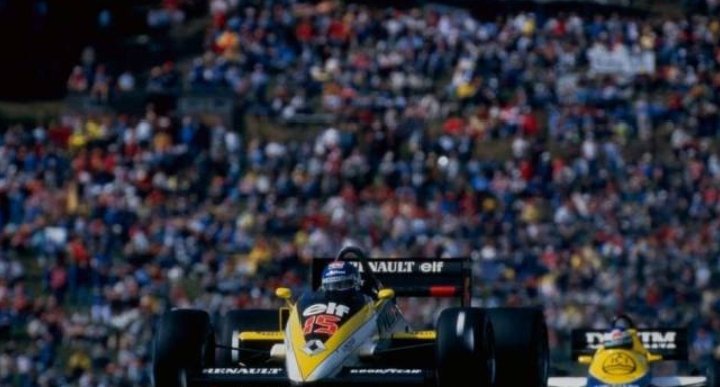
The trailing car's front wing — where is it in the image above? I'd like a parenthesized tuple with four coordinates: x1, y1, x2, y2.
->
(189, 367, 435, 386)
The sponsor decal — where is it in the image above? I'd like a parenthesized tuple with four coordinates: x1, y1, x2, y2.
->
(392, 331, 436, 340)
(203, 368, 284, 375)
(255, 331, 282, 336)
(584, 331, 677, 350)
(637, 331, 677, 350)
(239, 331, 284, 340)
(303, 339, 326, 356)
(303, 303, 350, 318)
(303, 314, 341, 336)
(302, 303, 350, 336)
(348, 261, 445, 274)
(601, 352, 637, 375)
(349, 368, 423, 375)
(328, 262, 346, 269)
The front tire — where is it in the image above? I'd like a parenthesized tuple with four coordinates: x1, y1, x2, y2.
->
(488, 308, 549, 387)
(153, 309, 214, 387)
(436, 307, 495, 387)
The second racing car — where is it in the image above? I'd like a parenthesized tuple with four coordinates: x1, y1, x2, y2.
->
(549, 315, 720, 387)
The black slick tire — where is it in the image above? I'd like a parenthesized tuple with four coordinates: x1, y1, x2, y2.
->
(436, 307, 495, 387)
(153, 309, 214, 387)
(488, 307, 549, 387)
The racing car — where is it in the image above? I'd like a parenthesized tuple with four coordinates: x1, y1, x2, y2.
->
(152, 246, 550, 387)
(549, 315, 719, 387)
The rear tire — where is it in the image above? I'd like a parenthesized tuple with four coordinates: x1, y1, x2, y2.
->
(436, 307, 495, 387)
(488, 308, 549, 387)
(216, 309, 279, 366)
(153, 309, 214, 387)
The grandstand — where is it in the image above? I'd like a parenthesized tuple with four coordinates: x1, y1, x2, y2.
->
(0, 0, 720, 385)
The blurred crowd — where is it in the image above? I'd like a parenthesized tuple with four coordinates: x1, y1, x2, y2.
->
(3, 0, 720, 385)
(66, 0, 201, 104)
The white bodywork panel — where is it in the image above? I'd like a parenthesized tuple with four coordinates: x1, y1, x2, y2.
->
(270, 344, 285, 359)
(548, 376, 707, 387)
(547, 377, 587, 387)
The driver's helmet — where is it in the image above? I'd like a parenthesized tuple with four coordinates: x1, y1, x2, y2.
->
(604, 328, 634, 349)
(321, 261, 360, 292)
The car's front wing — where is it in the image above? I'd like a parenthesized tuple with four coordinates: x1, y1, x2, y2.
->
(190, 367, 435, 386)
(548, 376, 708, 387)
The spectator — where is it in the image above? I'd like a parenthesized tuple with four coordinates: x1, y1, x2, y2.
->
(67, 66, 88, 93)
(90, 65, 111, 102)
(116, 71, 136, 93)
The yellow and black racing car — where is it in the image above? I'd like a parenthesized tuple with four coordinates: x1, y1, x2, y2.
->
(152, 246, 549, 387)
(549, 315, 719, 387)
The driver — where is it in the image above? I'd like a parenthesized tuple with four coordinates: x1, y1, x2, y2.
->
(604, 328, 634, 349)
(320, 261, 361, 293)
(603, 315, 636, 350)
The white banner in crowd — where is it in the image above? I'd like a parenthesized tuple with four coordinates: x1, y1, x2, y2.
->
(587, 43, 656, 76)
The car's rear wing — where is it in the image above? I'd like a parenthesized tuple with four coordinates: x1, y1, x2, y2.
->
(311, 257, 472, 305)
(571, 328, 689, 361)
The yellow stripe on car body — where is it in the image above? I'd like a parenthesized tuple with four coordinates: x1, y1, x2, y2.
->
(391, 331, 436, 340)
(239, 331, 285, 342)
(288, 303, 376, 381)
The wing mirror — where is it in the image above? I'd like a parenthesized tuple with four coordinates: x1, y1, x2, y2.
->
(378, 288, 395, 300)
(578, 355, 593, 364)
(276, 287, 293, 301)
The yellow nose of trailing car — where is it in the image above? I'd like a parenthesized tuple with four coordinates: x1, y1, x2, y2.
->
(588, 348, 650, 385)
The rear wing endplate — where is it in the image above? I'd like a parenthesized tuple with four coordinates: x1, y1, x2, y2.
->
(571, 328, 688, 361)
(312, 258, 472, 305)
